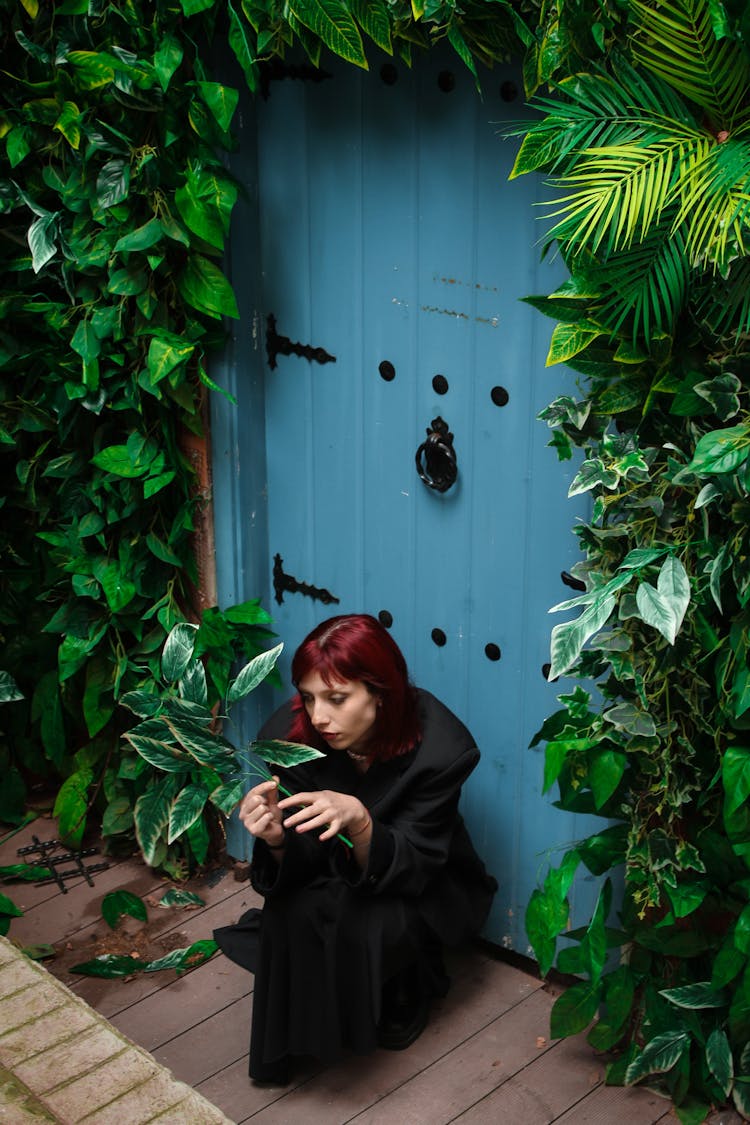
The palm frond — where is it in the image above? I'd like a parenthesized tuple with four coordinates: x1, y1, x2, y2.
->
(507, 59, 699, 178)
(594, 223, 691, 342)
(671, 138, 750, 267)
(544, 134, 705, 255)
(631, 0, 750, 129)
(692, 257, 750, 338)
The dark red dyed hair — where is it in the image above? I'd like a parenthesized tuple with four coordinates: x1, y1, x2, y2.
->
(287, 614, 421, 761)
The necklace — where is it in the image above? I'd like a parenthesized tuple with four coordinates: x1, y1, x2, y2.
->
(346, 749, 370, 762)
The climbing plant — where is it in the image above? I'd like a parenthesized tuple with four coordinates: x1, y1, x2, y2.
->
(514, 0, 750, 1118)
(5, 0, 750, 1114)
(0, 1, 534, 870)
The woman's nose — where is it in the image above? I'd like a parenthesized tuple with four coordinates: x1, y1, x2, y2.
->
(311, 700, 329, 727)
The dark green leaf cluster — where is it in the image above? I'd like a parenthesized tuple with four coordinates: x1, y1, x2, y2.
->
(517, 0, 750, 1116)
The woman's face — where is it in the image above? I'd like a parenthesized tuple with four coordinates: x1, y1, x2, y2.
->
(297, 671, 379, 754)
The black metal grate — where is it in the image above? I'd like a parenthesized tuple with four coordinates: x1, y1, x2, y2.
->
(17, 836, 109, 894)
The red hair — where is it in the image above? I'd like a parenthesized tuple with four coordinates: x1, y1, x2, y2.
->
(287, 614, 421, 761)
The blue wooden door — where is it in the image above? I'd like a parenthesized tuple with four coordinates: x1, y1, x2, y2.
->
(212, 52, 595, 953)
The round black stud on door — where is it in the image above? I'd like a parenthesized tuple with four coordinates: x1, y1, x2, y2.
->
(378, 610, 393, 628)
(432, 374, 449, 395)
(485, 643, 501, 662)
(415, 416, 457, 493)
(438, 70, 455, 92)
(379, 360, 396, 382)
(491, 386, 509, 407)
(380, 63, 398, 85)
(431, 628, 447, 647)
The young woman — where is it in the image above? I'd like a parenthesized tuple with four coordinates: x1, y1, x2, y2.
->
(214, 614, 497, 1084)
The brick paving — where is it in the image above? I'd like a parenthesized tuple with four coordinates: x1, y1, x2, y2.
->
(0, 935, 231, 1124)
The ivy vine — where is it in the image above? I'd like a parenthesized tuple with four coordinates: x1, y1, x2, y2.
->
(6, 0, 750, 1115)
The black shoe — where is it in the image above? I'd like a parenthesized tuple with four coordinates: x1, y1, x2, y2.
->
(377, 974, 431, 1050)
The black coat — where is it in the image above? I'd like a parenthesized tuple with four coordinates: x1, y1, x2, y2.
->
(214, 688, 497, 1075)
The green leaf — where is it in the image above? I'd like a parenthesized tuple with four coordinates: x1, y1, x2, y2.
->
(288, 0, 368, 69)
(91, 445, 147, 478)
(589, 748, 626, 809)
(167, 720, 236, 769)
(97, 159, 130, 210)
(548, 594, 616, 680)
(660, 982, 727, 1009)
(167, 784, 209, 843)
(67, 50, 115, 89)
(71, 954, 143, 978)
(0, 671, 23, 702)
(350, 0, 392, 53)
(177, 255, 239, 319)
(550, 981, 600, 1038)
(125, 733, 190, 774)
(724, 746, 750, 817)
(53, 767, 94, 849)
(251, 738, 327, 768)
(226, 642, 283, 703)
(0, 864, 52, 882)
(154, 33, 184, 92)
(209, 778, 244, 815)
(227, 1, 257, 92)
(114, 218, 164, 253)
(28, 214, 57, 272)
(0, 893, 23, 919)
(180, 660, 208, 706)
(143, 938, 217, 974)
(625, 1031, 690, 1084)
(684, 425, 750, 476)
(636, 555, 691, 646)
(147, 335, 195, 385)
(162, 623, 198, 682)
(119, 689, 162, 719)
(175, 168, 237, 249)
(197, 82, 238, 132)
(706, 1028, 733, 1098)
(546, 322, 601, 366)
(101, 890, 148, 930)
(134, 778, 174, 867)
(158, 889, 205, 908)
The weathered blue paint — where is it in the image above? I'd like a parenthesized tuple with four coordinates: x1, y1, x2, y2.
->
(212, 52, 600, 952)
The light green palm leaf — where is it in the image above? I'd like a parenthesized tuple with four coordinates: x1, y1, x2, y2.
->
(672, 138, 750, 266)
(545, 134, 703, 254)
(510, 62, 697, 179)
(631, 0, 750, 128)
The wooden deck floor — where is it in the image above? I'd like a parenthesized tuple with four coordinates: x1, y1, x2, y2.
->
(1, 819, 681, 1124)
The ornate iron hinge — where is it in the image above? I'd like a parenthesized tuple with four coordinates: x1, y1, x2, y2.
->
(266, 314, 336, 370)
(272, 553, 340, 606)
(259, 59, 333, 100)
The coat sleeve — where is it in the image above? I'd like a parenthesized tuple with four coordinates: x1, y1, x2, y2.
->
(334, 744, 480, 898)
(248, 699, 330, 896)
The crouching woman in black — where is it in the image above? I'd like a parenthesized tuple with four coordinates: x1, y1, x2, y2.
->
(214, 613, 497, 1084)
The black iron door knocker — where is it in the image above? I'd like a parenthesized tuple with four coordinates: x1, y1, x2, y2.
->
(415, 416, 458, 493)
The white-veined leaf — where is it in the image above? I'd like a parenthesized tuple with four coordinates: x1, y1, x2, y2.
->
(167, 784, 209, 843)
(227, 642, 283, 704)
(162, 622, 198, 682)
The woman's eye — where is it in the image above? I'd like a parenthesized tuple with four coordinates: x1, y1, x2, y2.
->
(330, 695, 346, 705)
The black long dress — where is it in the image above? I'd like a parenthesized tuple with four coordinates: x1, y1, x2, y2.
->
(214, 689, 497, 1078)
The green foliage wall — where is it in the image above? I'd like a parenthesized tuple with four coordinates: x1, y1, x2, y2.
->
(0, 0, 529, 865)
(6, 0, 750, 1112)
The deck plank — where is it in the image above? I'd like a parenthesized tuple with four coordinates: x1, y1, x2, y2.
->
(449, 1032, 607, 1123)
(550, 1081, 673, 1123)
(0, 822, 693, 1125)
(243, 962, 546, 1125)
(110, 955, 253, 1051)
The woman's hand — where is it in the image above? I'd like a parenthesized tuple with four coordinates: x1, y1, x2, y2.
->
(239, 778, 285, 847)
(277, 789, 369, 842)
